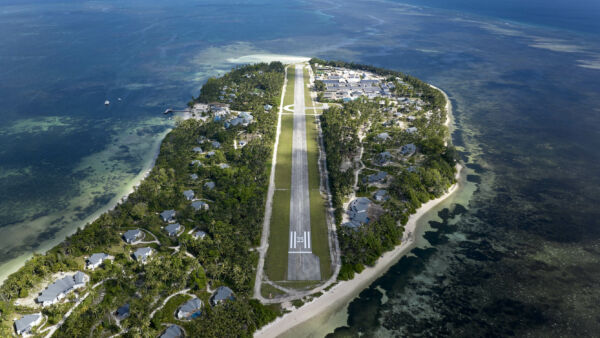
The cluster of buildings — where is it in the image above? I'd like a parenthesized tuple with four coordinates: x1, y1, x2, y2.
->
(315, 64, 403, 101)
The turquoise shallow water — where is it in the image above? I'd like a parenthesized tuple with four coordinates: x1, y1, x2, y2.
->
(1, 0, 600, 335)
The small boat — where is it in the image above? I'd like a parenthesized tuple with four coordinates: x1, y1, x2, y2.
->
(117, 98, 122, 101)
(104, 100, 110, 105)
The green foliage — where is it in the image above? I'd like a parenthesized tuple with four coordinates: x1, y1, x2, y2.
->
(190, 266, 207, 291)
(313, 59, 457, 277)
(338, 263, 355, 280)
(1, 62, 286, 338)
(314, 80, 326, 91)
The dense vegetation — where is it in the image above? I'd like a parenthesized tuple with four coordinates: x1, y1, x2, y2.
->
(0, 62, 284, 337)
(312, 59, 458, 280)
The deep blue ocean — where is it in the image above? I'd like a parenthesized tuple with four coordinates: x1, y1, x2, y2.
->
(1, 0, 599, 335)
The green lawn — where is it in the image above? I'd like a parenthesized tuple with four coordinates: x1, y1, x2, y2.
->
(283, 67, 295, 107)
(274, 115, 293, 189)
(264, 68, 295, 281)
(303, 67, 332, 279)
(265, 189, 291, 281)
(260, 283, 286, 299)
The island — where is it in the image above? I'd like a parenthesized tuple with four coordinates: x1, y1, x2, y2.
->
(0, 58, 459, 337)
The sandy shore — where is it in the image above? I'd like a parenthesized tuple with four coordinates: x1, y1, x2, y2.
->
(0, 127, 170, 284)
(255, 84, 460, 338)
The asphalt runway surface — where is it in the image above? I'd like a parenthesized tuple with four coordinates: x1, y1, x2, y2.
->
(287, 64, 321, 281)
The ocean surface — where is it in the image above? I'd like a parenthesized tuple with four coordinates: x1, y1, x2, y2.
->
(1, 0, 599, 336)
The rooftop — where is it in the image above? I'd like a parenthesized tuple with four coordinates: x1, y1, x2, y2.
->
(161, 325, 183, 338)
(160, 210, 176, 222)
(14, 313, 42, 335)
(87, 253, 109, 267)
(191, 200, 209, 211)
(133, 247, 153, 262)
(193, 230, 207, 239)
(183, 190, 194, 200)
(177, 297, 203, 320)
(115, 303, 130, 320)
(165, 223, 182, 237)
(211, 286, 235, 306)
(37, 272, 87, 305)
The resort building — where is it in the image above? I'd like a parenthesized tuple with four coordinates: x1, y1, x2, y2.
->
(191, 200, 209, 211)
(160, 210, 176, 222)
(123, 229, 143, 244)
(14, 313, 42, 335)
(375, 151, 393, 166)
(165, 223, 182, 237)
(183, 190, 195, 201)
(115, 303, 130, 320)
(177, 297, 203, 320)
(133, 247, 153, 263)
(373, 189, 390, 202)
(344, 197, 372, 228)
(400, 143, 416, 156)
(365, 171, 388, 184)
(161, 324, 183, 338)
(210, 286, 235, 306)
(192, 230, 207, 240)
(86, 253, 111, 270)
(36, 272, 88, 306)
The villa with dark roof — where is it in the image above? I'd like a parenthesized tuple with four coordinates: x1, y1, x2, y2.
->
(183, 190, 195, 201)
(210, 286, 235, 306)
(36, 272, 88, 306)
(165, 223, 182, 237)
(115, 303, 130, 320)
(191, 200, 209, 211)
(373, 189, 390, 202)
(133, 247, 153, 263)
(177, 297, 203, 320)
(400, 143, 416, 156)
(365, 171, 388, 184)
(375, 151, 393, 166)
(86, 253, 111, 270)
(376, 132, 390, 141)
(343, 197, 371, 228)
(193, 230, 207, 240)
(123, 229, 143, 244)
(14, 313, 42, 335)
(160, 210, 176, 222)
(161, 324, 183, 338)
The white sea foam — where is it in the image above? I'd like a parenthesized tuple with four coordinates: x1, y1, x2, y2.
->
(226, 54, 310, 65)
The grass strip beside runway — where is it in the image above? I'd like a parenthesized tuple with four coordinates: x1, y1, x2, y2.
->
(304, 67, 332, 279)
(264, 68, 296, 281)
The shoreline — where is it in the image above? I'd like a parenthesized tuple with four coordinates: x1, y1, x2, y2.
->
(255, 85, 461, 337)
(0, 127, 171, 284)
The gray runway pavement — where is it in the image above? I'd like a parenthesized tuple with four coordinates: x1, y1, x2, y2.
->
(287, 64, 321, 281)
